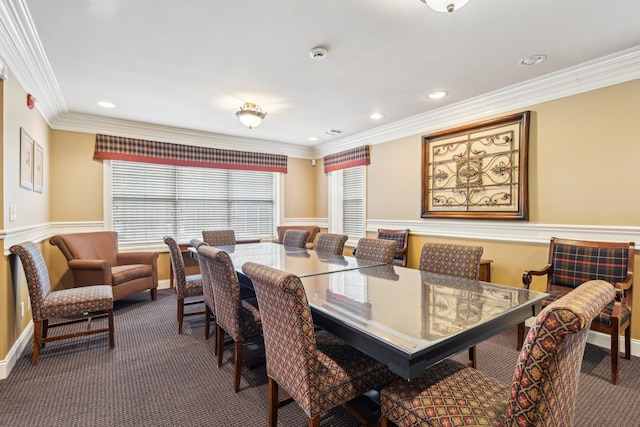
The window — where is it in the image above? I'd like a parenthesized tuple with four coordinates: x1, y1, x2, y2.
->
(110, 160, 278, 244)
(329, 165, 365, 241)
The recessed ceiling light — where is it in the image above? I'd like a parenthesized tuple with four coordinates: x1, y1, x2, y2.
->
(369, 113, 385, 120)
(308, 137, 318, 141)
(517, 55, 547, 67)
(427, 91, 448, 99)
(97, 101, 115, 108)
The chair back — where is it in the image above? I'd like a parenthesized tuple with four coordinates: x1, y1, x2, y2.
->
(419, 242, 484, 280)
(9, 242, 52, 322)
(50, 231, 119, 266)
(198, 246, 243, 338)
(354, 238, 397, 264)
(202, 230, 236, 246)
(377, 229, 409, 266)
(548, 238, 633, 290)
(164, 236, 195, 300)
(508, 279, 614, 425)
(314, 233, 348, 255)
(282, 229, 310, 248)
(242, 262, 316, 411)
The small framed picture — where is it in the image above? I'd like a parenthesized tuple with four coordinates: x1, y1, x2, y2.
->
(20, 128, 34, 191)
(34, 142, 44, 193)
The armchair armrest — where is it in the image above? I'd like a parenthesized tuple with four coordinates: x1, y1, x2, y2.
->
(190, 239, 208, 248)
(117, 251, 158, 265)
(237, 238, 261, 244)
(522, 264, 552, 288)
(67, 259, 112, 286)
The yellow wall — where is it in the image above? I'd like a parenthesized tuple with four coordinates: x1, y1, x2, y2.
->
(283, 157, 317, 218)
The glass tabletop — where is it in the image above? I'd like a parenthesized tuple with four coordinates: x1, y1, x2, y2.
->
(300, 264, 547, 378)
(194, 242, 387, 277)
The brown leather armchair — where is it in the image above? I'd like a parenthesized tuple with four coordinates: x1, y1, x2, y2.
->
(50, 231, 158, 301)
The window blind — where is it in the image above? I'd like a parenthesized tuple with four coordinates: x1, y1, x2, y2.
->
(342, 166, 365, 239)
(112, 161, 276, 244)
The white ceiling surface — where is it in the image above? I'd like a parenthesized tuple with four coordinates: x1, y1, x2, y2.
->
(3, 0, 640, 157)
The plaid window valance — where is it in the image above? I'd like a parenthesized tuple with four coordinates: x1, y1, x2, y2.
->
(94, 134, 288, 173)
(323, 145, 370, 173)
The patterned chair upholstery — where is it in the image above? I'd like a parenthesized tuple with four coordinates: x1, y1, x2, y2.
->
(419, 242, 484, 280)
(520, 237, 634, 385)
(10, 242, 115, 365)
(276, 225, 320, 249)
(314, 233, 348, 255)
(380, 279, 615, 427)
(202, 229, 237, 246)
(420, 242, 484, 368)
(282, 229, 311, 249)
(354, 238, 397, 264)
(377, 229, 410, 267)
(163, 236, 206, 335)
(189, 238, 208, 248)
(242, 262, 398, 427)
(197, 246, 263, 393)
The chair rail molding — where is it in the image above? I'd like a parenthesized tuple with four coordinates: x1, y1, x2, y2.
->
(367, 220, 640, 246)
(3, 222, 104, 254)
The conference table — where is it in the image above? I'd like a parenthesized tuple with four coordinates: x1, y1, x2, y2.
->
(191, 242, 547, 379)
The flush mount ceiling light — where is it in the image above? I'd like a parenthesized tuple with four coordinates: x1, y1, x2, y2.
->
(420, 0, 470, 13)
(369, 112, 385, 120)
(97, 101, 115, 108)
(517, 55, 547, 67)
(236, 102, 266, 129)
(428, 91, 448, 99)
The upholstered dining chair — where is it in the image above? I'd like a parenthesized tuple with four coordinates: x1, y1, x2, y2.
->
(380, 279, 615, 427)
(189, 238, 208, 249)
(202, 229, 237, 246)
(197, 246, 264, 393)
(314, 233, 348, 255)
(419, 242, 484, 367)
(520, 237, 634, 385)
(163, 236, 206, 335)
(10, 242, 115, 365)
(282, 229, 310, 248)
(376, 229, 410, 267)
(354, 237, 397, 264)
(242, 262, 398, 427)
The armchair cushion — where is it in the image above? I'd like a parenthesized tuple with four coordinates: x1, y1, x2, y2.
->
(551, 243, 629, 288)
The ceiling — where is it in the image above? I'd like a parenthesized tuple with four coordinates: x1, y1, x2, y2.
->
(2, 0, 640, 155)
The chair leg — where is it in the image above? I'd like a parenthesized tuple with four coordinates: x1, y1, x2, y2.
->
(517, 322, 525, 350)
(177, 299, 184, 334)
(380, 416, 389, 427)
(108, 309, 115, 348)
(216, 324, 225, 367)
(611, 324, 621, 385)
(268, 378, 279, 427)
(234, 340, 243, 393)
(468, 345, 476, 369)
(205, 306, 211, 340)
(32, 321, 42, 365)
(308, 417, 321, 427)
(151, 288, 158, 300)
(41, 319, 48, 348)
(624, 323, 631, 360)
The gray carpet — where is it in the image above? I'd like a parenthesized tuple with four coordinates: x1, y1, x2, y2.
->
(1, 288, 639, 426)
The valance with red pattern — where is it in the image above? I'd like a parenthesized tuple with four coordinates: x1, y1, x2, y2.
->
(323, 145, 370, 173)
(94, 134, 288, 173)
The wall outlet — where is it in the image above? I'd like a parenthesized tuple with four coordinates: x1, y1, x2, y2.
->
(20, 302, 24, 318)
(9, 204, 16, 222)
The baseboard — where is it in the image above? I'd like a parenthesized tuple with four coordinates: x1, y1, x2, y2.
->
(0, 321, 33, 380)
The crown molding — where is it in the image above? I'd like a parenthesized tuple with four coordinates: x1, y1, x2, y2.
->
(0, 0, 66, 122)
(51, 112, 314, 158)
(2, 0, 639, 160)
(313, 46, 640, 158)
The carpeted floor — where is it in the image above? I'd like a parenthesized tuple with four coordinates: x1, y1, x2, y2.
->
(1, 288, 640, 426)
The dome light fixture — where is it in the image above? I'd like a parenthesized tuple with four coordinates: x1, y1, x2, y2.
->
(420, 0, 470, 13)
(236, 102, 266, 129)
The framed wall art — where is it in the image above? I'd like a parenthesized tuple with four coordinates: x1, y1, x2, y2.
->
(421, 111, 530, 220)
(34, 142, 44, 193)
(20, 128, 34, 191)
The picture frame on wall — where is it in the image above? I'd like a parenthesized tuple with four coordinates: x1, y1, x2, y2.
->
(20, 128, 34, 191)
(34, 142, 44, 193)
(421, 111, 530, 220)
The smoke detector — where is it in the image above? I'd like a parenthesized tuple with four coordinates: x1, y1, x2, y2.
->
(309, 47, 328, 61)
